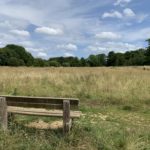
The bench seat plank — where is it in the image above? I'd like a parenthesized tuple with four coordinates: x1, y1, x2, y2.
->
(7, 106, 81, 118)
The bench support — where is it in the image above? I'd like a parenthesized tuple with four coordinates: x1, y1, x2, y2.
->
(63, 100, 71, 134)
(0, 96, 80, 134)
(0, 97, 8, 130)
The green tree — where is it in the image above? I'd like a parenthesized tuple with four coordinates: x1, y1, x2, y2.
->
(114, 53, 125, 66)
(7, 57, 25, 66)
(49, 60, 60, 67)
(80, 57, 88, 66)
(97, 54, 106, 66)
(5, 45, 34, 66)
(0, 44, 34, 66)
(34, 58, 46, 67)
(88, 55, 98, 66)
(145, 39, 150, 64)
(107, 51, 116, 66)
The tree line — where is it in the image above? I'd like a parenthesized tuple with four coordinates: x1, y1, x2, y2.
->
(0, 39, 150, 67)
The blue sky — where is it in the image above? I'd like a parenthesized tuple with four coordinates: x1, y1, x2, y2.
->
(0, 0, 150, 58)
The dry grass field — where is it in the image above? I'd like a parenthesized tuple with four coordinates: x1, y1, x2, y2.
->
(0, 67, 150, 150)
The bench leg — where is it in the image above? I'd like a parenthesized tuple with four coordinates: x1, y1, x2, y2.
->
(0, 97, 8, 130)
(63, 100, 71, 134)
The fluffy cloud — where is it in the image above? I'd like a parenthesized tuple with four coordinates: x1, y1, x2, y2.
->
(106, 42, 140, 51)
(0, 0, 148, 58)
(10, 29, 30, 37)
(0, 20, 13, 29)
(27, 47, 44, 52)
(102, 8, 136, 19)
(124, 27, 150, 42)
(18, 41, 34, 47)
(101, 8, 148, 25)
(0, 2, 44, 25)
(88, 46, 107, 53)
(64, 52, 74, 57)
(35, 27, 63, 35)
(137, 14, 149, 23)
(95, 32, 121, 40)
(102, 11, 123, 19)
(114, 0, 132, 6)
(87, 42, 141, 54)
(37, 52, 47, 58)
(57, 43, 78, 51)
(123, 8, 135, 17)
(0, 19, 29, 30)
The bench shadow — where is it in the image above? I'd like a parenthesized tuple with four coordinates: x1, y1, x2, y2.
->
(8, 115, 64, 137)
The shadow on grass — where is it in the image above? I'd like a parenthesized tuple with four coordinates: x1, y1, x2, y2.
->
(8, 117, 64, 138)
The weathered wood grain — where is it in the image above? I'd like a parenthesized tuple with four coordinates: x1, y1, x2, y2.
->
(0, 95, 81, 133)
(0, 97, 8, 130)
(1, 95, 79, 110)
(7, 106, 81, 118)
(63, 100, 71, 134)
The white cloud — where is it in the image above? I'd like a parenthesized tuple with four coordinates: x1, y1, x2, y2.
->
(64, 52, 74, 57)
(27, 47, 44, 52)
(0, 33, 15, 42)
(37, 52, 47, 58)
(137, 14, 149, 23)
(124, 27, 150, 42)
(114, 0, 132, 6)
(123, 8, 135, 17)
(102, 10, 123, 19)
(10, 29, 30, 37)
(57, 43, 78, 51)
(102, 8, 148, 24)
(0, 19, 29, 30)
(35, 27, 63, 35)
(87, 42, 141, 54)
(102, 8, 136, 20)
(0, 20, 13, 29)
(0, 0, 148, 58)
(106, 41, 140, 51)
(0, 3, 44, 25)
(18, 41, 34, 47)
(88, 46, 107, 53)
(95, 32, 121, 40)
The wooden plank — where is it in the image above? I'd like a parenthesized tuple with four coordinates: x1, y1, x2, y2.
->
(1, 95, 79, 109)
(2, 95, 79, 101)
(7, 102, 63, 109)
(0, 97, 8, 130)
(7, 102, 77, 110)
(1, 95, 79, 105)
(7, 106, 81, 118)
(63, 100, 71, 134)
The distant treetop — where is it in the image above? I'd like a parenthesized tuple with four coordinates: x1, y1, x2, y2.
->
(0, 40, 150, 66)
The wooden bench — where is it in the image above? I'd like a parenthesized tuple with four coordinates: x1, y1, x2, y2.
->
(0, 96, 81, 134)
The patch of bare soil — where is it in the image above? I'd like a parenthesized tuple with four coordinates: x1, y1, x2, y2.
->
(89, 113, 108, 121)
(26, 119, 63, 129)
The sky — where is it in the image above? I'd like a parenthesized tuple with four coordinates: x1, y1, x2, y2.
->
(0, 0, 150, 59)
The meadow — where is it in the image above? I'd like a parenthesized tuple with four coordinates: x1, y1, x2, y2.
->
(0, 67, 150, 150)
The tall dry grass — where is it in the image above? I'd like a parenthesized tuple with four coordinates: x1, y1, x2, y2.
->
(0, 67, 150, 106)
(0, 67, 150, 150)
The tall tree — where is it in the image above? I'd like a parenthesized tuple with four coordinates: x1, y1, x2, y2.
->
(145, 39, 150, 64)
(107, 51, 116, 66)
